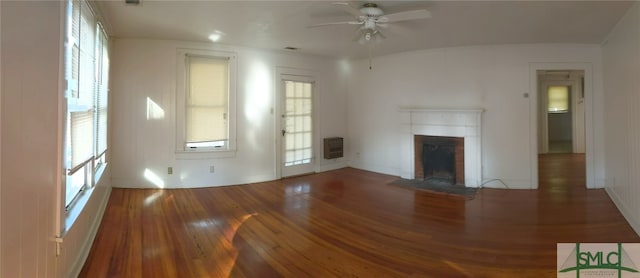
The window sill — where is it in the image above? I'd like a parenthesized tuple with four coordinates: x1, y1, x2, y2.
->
(175, 149, 236, 160)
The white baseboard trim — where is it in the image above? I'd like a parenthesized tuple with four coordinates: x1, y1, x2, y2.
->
(112, 173, 278, 188)
(606, 187, 640, 237)
(316, 161, 348, 173)
(348, 160, 399, 177)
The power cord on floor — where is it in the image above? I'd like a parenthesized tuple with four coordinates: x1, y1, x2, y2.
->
(480, 178, 510, 189)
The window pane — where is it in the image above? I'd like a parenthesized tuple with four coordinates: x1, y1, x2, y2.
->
(78, 2, 95, 107)
(96, 27, 109, 155)
(65, 168, 86, 207)
(303, 133, 311, 148)
(286, 133, 294, 150)
(70, 110, 94, 167)
(65, 0, 110, 208)
(548, 86, 569, 112)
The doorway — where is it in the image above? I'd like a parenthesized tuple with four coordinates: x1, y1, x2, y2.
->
(537, 70, 585, 154)
(280, 75, 315, 177)
(536, 70, 586, 189)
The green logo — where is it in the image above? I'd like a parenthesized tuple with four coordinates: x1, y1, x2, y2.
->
(558, 243, 639, 277)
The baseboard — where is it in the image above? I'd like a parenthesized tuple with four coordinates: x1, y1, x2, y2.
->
(348, 160, 399, 177)
(112, 172, 277, 188)
(605, 187, 640, 237)
(66, 185, 112, 278)
(316, 161, 348, 173)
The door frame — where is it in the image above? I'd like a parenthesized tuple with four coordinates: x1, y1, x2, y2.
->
(274, 67, 320, 178)
(529, 63, 595, 189)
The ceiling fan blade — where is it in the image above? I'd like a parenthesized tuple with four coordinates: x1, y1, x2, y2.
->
(332, 2, 364, 17)
(308, 21, 363, 28)
(378, 9, 431, 23)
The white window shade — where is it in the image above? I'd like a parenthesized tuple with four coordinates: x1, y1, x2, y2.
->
(96, 28, 109, 156)
(70, 110, 94, 167)
(548, 86, 569, 113)
(186, 56, 229, 144)
(68, 0, 97, 169)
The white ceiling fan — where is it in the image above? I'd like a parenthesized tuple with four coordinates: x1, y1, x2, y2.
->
(309, 2, 432, 44)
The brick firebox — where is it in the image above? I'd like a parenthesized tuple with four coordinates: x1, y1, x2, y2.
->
(414, 135, 465, 185)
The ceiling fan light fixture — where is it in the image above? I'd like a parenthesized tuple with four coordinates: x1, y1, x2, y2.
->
(360, 3, 384, 17)
(363, 19, 376, 30)
(358, 31, 374, 45)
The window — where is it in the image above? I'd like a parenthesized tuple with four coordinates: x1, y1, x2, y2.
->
(64, 0, 109, 209)
(547, 86, 570, 113)
(176, 50, 236, 153)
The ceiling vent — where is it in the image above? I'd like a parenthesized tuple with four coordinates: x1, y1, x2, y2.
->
(125, 0, 141, 5)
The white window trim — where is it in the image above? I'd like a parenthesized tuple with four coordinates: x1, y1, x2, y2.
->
(175, 49, 237, 158)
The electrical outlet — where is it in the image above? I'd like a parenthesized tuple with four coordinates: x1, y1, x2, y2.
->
(209, 165, 215, 173)
(168, 167, 173, 175)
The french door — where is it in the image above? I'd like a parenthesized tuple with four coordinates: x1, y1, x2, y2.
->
(281, 76, 315, 177)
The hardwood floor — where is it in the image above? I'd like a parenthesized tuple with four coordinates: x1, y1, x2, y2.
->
(80, 158, 639, 277)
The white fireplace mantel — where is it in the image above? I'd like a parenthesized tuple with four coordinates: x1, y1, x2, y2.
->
(399, 107, 484, 187)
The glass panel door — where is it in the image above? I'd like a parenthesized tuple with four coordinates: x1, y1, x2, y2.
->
(282, 79, 314, 177)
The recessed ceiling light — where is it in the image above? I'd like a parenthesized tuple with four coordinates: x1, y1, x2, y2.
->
(208, 34, 222, 42)
(208, 30, 226, 42)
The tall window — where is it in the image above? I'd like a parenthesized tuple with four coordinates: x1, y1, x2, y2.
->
(186, 56, 229, 149)
(176, 50, 236, 152)
(64, 0, 109, 208)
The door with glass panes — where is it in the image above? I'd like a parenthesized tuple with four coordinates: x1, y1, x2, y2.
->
(281, 77, 315, 177)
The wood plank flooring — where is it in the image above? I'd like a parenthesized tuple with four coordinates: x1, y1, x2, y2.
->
(80, 155, 639, 277)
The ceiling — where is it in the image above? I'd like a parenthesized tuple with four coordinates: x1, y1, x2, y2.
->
(96, 1, 634, 59)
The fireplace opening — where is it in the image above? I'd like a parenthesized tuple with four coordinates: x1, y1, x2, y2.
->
(414, 135, 464, 185)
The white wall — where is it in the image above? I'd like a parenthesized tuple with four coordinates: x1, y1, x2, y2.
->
(110, 39, 348, 188)
(1, 2, 113, 276)
(347, 44, 604, 189)
(1, 1, 61, 276)
(603, 3, 640, 235)
(59, 173, 111, 278)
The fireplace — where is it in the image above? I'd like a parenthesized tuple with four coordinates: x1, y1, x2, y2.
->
(400, 108, 483, 187)
(414, 135, 464, 185)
